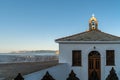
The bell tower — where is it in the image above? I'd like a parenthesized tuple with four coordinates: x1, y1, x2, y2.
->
(89, 14, 98, 31)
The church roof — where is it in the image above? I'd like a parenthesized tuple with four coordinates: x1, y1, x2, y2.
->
(55, 30, 120, 42)
(56, 15, 120, 42)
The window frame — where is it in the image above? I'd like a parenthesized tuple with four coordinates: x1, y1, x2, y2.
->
(72, 50, 82, 66)
(106, 50, 115, 66)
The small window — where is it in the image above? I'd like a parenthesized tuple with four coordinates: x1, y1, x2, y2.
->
(106, 50, 115, 66)
(72, 50, 81, 66)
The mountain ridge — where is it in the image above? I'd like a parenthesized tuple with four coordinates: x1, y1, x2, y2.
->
(11, 50, 58, 54)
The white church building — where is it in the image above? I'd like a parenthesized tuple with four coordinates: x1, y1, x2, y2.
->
(24, 15, 120, 80)
(55, 15, 120, 80)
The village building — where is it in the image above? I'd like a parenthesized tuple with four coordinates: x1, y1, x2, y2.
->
(24, 15, 120, 80)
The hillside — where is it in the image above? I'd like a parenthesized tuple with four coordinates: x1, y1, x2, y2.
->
(11, 50, 58, 54)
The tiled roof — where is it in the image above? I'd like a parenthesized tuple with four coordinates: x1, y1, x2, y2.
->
(55, 30, 120, 42)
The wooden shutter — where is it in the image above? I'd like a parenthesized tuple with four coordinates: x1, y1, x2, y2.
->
(106, 50, 115, 66)
(72, 50, 81, 66)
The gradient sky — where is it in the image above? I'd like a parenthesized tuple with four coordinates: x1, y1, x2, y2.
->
(0, 0, 120, 52)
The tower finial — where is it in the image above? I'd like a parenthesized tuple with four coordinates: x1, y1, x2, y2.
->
(92, 13, 95, 17)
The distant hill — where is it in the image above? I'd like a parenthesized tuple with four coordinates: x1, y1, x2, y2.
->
(11, 50, 58, 54)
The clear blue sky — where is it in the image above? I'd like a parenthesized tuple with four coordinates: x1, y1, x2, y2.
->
(0, 0, 120, 52)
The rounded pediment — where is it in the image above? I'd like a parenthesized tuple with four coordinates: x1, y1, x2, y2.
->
(89, 16, 98, 23)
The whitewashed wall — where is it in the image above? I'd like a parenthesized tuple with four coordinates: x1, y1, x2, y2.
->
(59, 43, 120, 80)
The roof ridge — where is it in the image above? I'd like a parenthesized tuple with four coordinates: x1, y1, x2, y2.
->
(55, 30, 120, 42)
(99, 31, 120, 38)
(55, 31, 87, 41)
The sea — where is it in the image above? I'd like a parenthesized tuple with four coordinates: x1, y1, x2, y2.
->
(0, 52, 58, 63)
